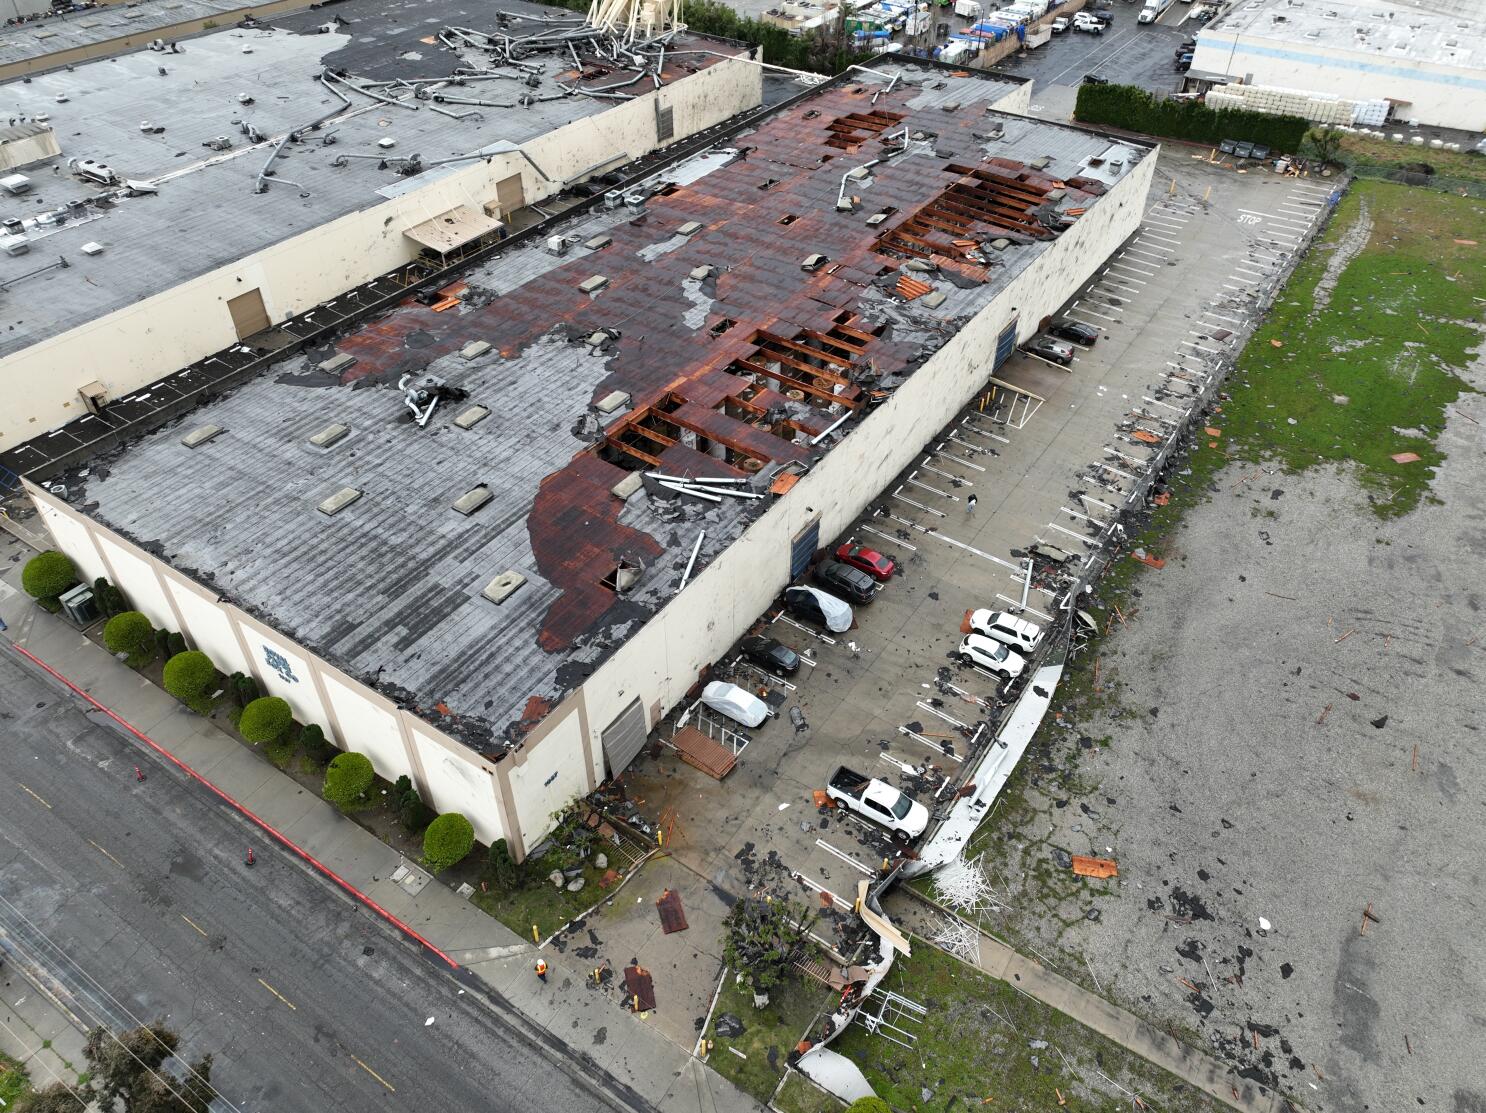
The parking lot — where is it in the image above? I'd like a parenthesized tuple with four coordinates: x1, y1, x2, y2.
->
(606, 149, 1338, 1032)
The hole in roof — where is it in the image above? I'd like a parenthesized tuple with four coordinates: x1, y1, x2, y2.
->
(778, 214, 798, 226)
(758, 178, 780, 191)
(601, 559, 644, 594)
(710, 318, 737, 337)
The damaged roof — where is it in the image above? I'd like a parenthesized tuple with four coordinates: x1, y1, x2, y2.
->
(64, 59, 1148, 756)
(0, 0, 743, 360)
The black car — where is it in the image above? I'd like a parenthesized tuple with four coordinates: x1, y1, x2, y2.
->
(813, 560, 877, 604)
(1175, 41, 1195, 58)
(740, 635, 801, 675)
(1081, 73, 1109, 85)
(1050, 319, 1099, 347)
(1175, 52, 1194, 72)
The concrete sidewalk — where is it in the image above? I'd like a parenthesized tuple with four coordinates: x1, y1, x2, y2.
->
(884, 889, 1289, 1113)
(0, 531, 758, 1113)
(0, 954, 90, 1106)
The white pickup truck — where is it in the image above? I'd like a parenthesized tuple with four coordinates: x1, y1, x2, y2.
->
(827, 766, 930, 839)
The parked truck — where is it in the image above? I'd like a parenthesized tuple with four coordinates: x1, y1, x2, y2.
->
(827, 767, 930, 839)
(953, 0, 981, 17)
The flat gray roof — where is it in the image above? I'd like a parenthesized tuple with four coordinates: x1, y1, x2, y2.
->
(0, 0, 252, 69)
(0, 0, 740, 360)
(66, 60, 1146, 754)
(1204, 0, 1484, 73)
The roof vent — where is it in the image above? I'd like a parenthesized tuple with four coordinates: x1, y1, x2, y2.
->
(180, 424, 223, 449)
(585, 233, 612, 250)
(801, 253, 829, 272)
(579, 275, 609, 294)
(318, 487, 362, 515)
(677, 220, 703, 237)
(308, 423, 350, 448)
(611, 472, 644, 500)
(460, 340, 491, 359)
(452, 484, 493, 516)
(1029, 156, 1052, 171)
(481, 571, 526, 604)
(601, 558, 643, 594)
(596, 390, 631, 414)
(454, 404, 491, 429)
(690, 264, 715, 280)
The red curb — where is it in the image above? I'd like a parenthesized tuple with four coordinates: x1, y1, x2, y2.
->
(9, 642, 460, 971)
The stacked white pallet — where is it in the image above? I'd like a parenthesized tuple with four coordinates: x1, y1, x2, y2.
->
(1206, 83, 1355, 125)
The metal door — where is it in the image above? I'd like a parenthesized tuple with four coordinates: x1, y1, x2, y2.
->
(600, 697, 648, 776)
(993, 317, 1018, 369)
(790, 518, 820, 580)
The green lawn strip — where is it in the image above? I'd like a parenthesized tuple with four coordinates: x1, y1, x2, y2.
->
(1222, 180, 1485, 518)
(471, 848, 618, 940)
(1337, 134, 1486, 187)
(0, 1051, 32, 1106)
(831, 944, 1225, 1113)
(773, 1070, 845, 1113)
(704, 970, 830, 1103)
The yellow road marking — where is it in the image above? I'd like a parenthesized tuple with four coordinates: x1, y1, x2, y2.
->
(257, 979, 297, 1011)
(18, 783, 52, 809)
(180, 915, 208, 938)
(88, 840, 124, 868)
(351, 1056, 396, 1093)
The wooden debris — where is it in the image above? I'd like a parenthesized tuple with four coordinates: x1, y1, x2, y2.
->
(1131, 550, 1166, 570)
(1405, 1034, 1413, 1055)
(1269, 338, 1283, 348)
(1204, 426, 1222, 438)
(1316, 703, 1332, 725)
(1056, 1088, 1066, 1106)
(1335, 628, 1357, 644)
(1412, 744, 1419, 772)
(1265, 591, 1298, 601)
(1360, 902, 1382, 936)
(1071, 855, 1119, 879)
(1390, 451, 1421, 464)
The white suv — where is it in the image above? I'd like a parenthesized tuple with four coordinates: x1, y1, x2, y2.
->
(957, 633, 1027, 680)
(968, 609, 1043, 655)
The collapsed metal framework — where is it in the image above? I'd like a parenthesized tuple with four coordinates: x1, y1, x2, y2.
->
(586, 0, 682, 42)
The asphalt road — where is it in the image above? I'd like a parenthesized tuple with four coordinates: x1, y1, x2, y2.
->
(0, 651, 638, 1113)
(990, 2, 1196, 93)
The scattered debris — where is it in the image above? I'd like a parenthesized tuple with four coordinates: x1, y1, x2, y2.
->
(656, 888, 688, 934)
(1390, 452, 1421, 464)
(1071, 855, 1118, 879)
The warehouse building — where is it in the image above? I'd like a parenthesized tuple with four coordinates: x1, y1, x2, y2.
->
(24, 58, 1154, 858)
(1191, 0, 1486, 131)
(0, 0, 764, 458)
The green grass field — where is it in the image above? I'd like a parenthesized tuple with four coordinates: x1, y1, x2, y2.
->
(1222, 179, 1485, 517)
(703, 970, 827, 1103)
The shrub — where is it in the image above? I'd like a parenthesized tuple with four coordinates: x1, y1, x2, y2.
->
(722, 896, 816, 992)
(484, 839, 519, 891)
(299, 723, 332, 764)
(162, 650, 217, 713)
(323, 751, 374, 809)
(22, 551, 77, 601)
(155, 627, 174, 659)
(1073, 82, 1309, 154)
(397, 784, 435, 834)
(103, 611, 155, 666)
(93, 577, 128, 618)
(167, 631, 187, 657)
(423, 812, 475, 873)
(234, 672, 259, 707)
(846, 1100, 891, 1113)
(239, 697, 292, 743)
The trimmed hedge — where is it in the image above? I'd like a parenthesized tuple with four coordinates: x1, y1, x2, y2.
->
(22, 551, 77, 600)
(1074, 83, 1308, 154)
(323, 751, 375, 809)
(846, 1100, 891, 1113)
(103, 611, 155, 665)
(239, 697, 293, 743)
(423, 812, 475, 873)
(163, 650, 217, 711)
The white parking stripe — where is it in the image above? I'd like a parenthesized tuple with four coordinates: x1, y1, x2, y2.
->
(1104, 273, 1147, 285)
(1181, 340, 1223, 354)
(994, 594, 1052, 621)
(1109, 261, 1155, 276)
(1140, 231, 1182, 245)
(1070, 307, 1120, 323)
(1047, 522, 1093, 544)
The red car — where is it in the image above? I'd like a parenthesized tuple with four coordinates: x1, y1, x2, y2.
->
(835, 542, 895, 581)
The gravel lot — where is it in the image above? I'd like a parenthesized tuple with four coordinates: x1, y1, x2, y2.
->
(968, 357, 1486, 1112)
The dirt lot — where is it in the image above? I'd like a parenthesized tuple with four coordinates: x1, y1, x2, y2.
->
(952, 181, 1486, 1112)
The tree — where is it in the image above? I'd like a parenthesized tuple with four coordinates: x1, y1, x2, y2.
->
(1306, 124, 1345, 166)
(239, 696, 292, 743)
(322, 751, 374, 809)
(722, 895, 817, 993)
(104, 611, 156, 667)
(162, 651, 217, 713)
(21, 551, 76, 601)
(423, 812, 475, 873)
(17, 1023, 215, 1113)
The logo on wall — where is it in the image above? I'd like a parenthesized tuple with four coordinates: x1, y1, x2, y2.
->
(263, 646, 299, 684)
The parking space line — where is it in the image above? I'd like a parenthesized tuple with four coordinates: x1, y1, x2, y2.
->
(791, 871, 853, 911)
(1204, 312, 1245, 324)
(1124, 248, 1169, 261)
(1046, 521, 1093, 545)
(859, 523, 913, 550)
(1104, 272, 1147, 285)
(1070, 307, 1119, 324)
(891, 489, 945, 518)
(1146, 211, 1189, 223)
(1181, 340, 1223, 354)
(773, 613, 836, 645)
(1221, 282, 1250, 291)
(882, 512, 1021, 570)
(919, 461, 971, 486)
(816, 838, 874, 875)
(1236, 208, 1309, 224)
(906, 475, 960, 501)
(931, 445, 986, 471)
(899, 724, 965, 762)
(1059, 505, 1104, 526)
(1109, 260, 1156, 275)
(995, 593, 1051, 621)
(917, 700, 969, 729)
(1233, 263, 1269, 275)
(1096, 281, 1140, 295)
(1138, 232, 1181, 246)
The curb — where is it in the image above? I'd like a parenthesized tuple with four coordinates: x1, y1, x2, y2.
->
(0, 926, 90, 1036)
(6, 641, 459, 972)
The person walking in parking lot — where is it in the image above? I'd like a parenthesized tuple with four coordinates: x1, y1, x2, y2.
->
(966, 494, 978, 515)
(535, 959, 548, 983)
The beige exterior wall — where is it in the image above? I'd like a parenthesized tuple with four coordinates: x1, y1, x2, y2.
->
(0, 54, 762, 448)
(22, 138, 1152, 860)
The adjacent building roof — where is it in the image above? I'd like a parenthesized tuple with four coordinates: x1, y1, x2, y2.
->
(1203, 0, 1484, 73)
(0, 0, 253, 71)
(0, 0, 743, 360)
(62, 58, 1148, 755)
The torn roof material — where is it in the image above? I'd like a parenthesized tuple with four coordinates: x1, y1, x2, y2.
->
(61, 59, 1148, 755)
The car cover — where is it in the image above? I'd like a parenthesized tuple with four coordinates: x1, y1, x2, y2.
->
(797, 586, 853, 633)
(701, 681, 769, 728)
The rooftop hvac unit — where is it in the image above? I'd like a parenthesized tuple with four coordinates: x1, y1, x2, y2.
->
(206, 135, 232, 151)
(546, 235, 568, 256)
(0, 173, 31, 195)
(2, 237, 29, 256)
(603, 189, 624, 209)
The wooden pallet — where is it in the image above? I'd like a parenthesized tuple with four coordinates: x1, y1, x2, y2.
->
(672, 725, 736, 780)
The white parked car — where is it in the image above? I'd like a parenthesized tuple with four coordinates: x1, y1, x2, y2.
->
(957, 633, 1027, 680)
(968, 609, 1043, 655)
(827, 766, 930, 840)
(1050, 15, 1069, 32)
(700, 681, 770, 728)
